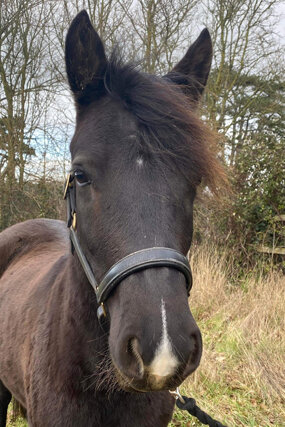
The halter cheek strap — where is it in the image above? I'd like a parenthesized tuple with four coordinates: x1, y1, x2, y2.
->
(64, 174, 193, 320)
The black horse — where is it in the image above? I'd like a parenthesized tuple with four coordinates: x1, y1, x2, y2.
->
(0, 10, 222, 426)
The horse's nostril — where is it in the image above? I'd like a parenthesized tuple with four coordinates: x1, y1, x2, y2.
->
(183, 330, 202, 376)
(128, 337, 144, 377)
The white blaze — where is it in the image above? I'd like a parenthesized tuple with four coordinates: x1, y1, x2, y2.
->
(149, 299, 179, 377)
(136, 157, 144, 167)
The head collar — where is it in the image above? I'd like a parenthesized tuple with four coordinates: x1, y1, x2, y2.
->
(64, 173, 192, 320)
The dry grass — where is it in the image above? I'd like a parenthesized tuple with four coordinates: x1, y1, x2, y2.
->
(172, 244, 285, 426)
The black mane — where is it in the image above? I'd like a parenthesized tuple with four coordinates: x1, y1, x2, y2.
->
(78, 51, 223, 190)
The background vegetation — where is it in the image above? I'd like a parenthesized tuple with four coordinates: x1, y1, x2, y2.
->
(172, 245, 285, 426)
(1, 0, 284, 426)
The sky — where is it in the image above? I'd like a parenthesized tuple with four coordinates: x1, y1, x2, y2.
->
(276, 2, 285, 38)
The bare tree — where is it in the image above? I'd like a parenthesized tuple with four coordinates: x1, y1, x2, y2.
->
(195, 0, 285, 253)
(118, 0, 198, 73)
(0, 0, 57, 227)
(202, 0, 282, 151)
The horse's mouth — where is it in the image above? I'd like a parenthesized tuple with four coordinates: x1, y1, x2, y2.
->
(113, 364, 184, 393)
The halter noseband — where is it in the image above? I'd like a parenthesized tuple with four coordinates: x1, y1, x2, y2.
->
(64, 173, 192, 320)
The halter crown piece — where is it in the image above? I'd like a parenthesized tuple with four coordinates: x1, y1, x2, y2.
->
(64, 173, 193, 320)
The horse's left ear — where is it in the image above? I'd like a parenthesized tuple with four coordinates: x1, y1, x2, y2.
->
(165, 29, 212, 102)
(65, 10, 107, 104)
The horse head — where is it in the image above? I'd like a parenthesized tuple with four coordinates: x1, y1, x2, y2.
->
(65, 10, 215, 393)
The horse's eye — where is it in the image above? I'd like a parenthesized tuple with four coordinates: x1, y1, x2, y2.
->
(74, 170, 90, 186)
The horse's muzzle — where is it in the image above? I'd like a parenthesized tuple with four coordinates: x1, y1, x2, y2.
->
(112, 327, 202, 392)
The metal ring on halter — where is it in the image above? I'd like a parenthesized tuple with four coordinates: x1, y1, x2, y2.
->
(169, 387, 185, 404)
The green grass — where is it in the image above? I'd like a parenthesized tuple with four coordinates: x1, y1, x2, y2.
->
(6, 409, 27, 427)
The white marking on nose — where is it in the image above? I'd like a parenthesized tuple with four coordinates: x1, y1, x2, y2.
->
(149, 299, 179, 377)
(136, 157, 143, 167)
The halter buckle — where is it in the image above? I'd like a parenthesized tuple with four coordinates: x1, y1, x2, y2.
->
(63, 173, 74, 200)
(72, 212, 77, 230)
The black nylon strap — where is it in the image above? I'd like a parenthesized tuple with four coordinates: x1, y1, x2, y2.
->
(96, 247, 192, 303)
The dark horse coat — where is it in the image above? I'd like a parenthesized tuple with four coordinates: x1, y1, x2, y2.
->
(0, 10, 222, 427)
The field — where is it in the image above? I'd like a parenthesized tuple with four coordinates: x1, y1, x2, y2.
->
(171, 245, 285, 427)
(7, 245, 285, 427)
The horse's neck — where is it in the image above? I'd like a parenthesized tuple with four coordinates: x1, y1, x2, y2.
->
(58, 254, 108, 360)
(64, 253, 102, 328)
(57, 255, 115, 392)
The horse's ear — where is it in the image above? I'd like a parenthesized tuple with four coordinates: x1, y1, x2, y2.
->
(165, 29, 212, 102)
(65, 10, 107, 104)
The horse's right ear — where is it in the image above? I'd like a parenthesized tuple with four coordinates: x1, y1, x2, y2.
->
(65, 10, 107, 104)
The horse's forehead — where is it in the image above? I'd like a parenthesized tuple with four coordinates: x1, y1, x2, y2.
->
(79, 98, 138, 133)
(72, 99, 138, 156)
